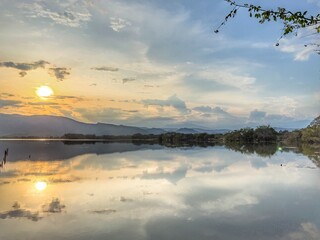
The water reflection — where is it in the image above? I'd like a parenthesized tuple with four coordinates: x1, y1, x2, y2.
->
(0, 141, 319, 240)
(0, 140, 163, 162)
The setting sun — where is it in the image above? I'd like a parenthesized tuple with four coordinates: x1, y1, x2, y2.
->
(36, 86, 53, 98)
(35, 181, 47, 191)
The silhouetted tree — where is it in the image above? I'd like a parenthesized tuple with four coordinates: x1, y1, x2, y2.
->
(216, 0, 320, 52)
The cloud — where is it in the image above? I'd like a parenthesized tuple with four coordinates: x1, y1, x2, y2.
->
(110, 17, 131, 32)
(0, 99, 22, 108)
(49, 176, 81, 183)
(0, 202, 41, 222)
(120, 196, 134, 202)
(22, 2, 91, 27)
(142, 95, 189, 113)
(277, 25, 319, 61)
(247, 110, 310, 128)
(122, 78, 136, 84)
(249, 110, 267, 122)
(193, 106, 231, 116)
(182, 74, 237, 93)
(0, 60, 71, 80)
(197, 70, 256, 91)
(49, 67, 71, 81)
(91, 66, 119, 72)
(142, 165, 188, 184)
(0, 93, 15, 97)
(285, 222, 320, 240)
(89, 209, 117, 214)
(0, 60, 49, 77)
(278, 40, 316, 61)
(27, 102, 61, 106)
(42, 198, 66, 213)
(0, 181, 10, 185)
(78, 107, 127, 122)
(19, 71, 27, 77)
(54, 95, 83, 101)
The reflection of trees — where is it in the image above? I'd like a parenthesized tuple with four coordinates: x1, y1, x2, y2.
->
(224, 142, 278, 157)
(225, 141, 320, 167)
(298, 144, 320, 168)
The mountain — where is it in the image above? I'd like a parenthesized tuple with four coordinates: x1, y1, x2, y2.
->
(167, 128, 230, 134)
(0, 113, 166, 137)
(1, 113, 311, 138)
(308, 115, 320, 127)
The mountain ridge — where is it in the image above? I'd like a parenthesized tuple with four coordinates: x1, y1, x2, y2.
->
(0, 113, 310, 137)
(0, 113, 230, 137)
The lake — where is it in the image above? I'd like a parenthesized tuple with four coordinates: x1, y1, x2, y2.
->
(0, 140, 319, 240)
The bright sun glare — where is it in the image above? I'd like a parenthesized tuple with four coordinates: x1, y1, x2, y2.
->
(35, 181, 47, 191)
(36, 86, 54, 98)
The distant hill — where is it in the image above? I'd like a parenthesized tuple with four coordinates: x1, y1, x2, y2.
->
(0, 113, 228, 137)
(171, 128, 230, 134)
(0, 113, 163, 137)
(0, 113, 306, 138)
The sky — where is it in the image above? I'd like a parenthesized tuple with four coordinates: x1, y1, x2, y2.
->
(0, 0, 319, 129)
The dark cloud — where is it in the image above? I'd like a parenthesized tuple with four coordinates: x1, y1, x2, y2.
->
(49, 67, 71, 81)
(120, 196, 134, 202)
(142, 95, 189, 113)
(0, 181, 10, 185)
(91, 66, 119, 72)
(0, 99, 22, 108)
(0, 202, 42, 221)
(49, 176, 81, 183)
(27, 102, 61, 106)
(0, 60, 49, 77)
(19, 71, 27, 77)
(0, 93, 15, 97)
(17, 178, 31, 182)
(54, 95, 83, 101)
(42, 198, 66, 213)
(122, 78, 136, 84)
(24, 172, 57, 176)
(89, 209, 117, 214)
(126, 110, 139, 113)
(0, 60, 72, 81)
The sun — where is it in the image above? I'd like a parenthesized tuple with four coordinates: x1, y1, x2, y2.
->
(36, 86, 54, 98)
(35, 181, 47, 191)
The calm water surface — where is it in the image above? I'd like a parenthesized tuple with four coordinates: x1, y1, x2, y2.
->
(0, 141, 319, 240)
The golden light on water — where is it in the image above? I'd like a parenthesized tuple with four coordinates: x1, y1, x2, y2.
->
(35, 181, 47, 191)
(36, 86, 54, 98)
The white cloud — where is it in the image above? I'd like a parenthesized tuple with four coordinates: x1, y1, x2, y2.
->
(21, 2, 91, 27)
(277, 25, 319, 61)
(202, 70, 256, 90)
(285, 222, 320, 240)
(110, 17, 131, 32)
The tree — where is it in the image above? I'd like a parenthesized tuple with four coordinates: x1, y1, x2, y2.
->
(215, 0, 320, 53)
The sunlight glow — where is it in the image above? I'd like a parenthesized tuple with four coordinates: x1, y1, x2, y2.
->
(36, 86, 54, 98)
(35, 181, 47, 191)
